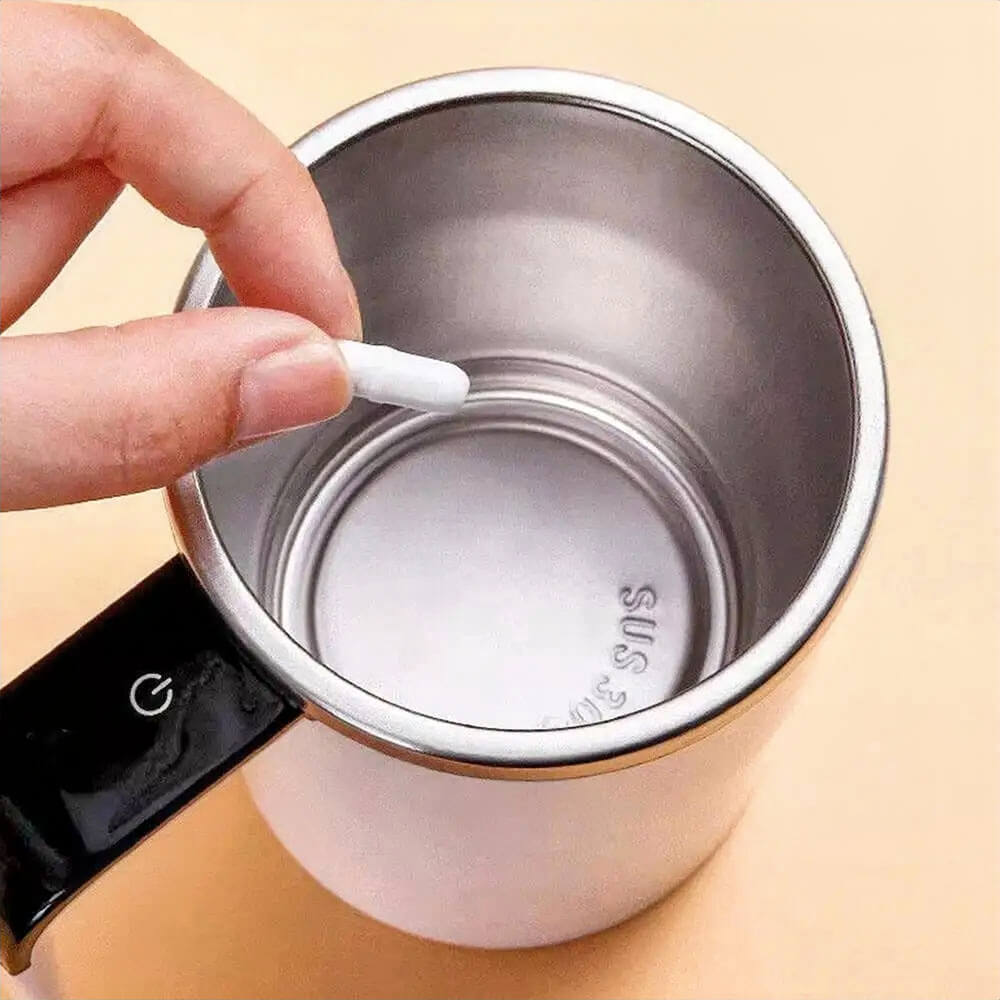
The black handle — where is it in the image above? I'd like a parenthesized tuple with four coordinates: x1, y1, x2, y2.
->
(0, 557, 301, 974)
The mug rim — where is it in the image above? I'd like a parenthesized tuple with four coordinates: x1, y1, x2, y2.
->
(167, 67, 887, 774)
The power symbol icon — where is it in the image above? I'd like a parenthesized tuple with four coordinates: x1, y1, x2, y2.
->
(129, 672, 174, 717)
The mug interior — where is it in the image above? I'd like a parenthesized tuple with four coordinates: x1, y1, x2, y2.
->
(195, 96, 855, 730)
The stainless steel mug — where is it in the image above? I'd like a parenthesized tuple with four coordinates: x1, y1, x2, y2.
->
(0, 69, 886, 978)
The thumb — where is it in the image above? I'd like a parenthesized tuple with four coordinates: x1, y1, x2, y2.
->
(0, 307, 352, 510)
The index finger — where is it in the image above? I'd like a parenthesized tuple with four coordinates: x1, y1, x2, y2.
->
(0, 2, 360, 338)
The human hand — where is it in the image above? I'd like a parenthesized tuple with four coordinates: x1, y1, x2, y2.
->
(0, 1, 362, 511)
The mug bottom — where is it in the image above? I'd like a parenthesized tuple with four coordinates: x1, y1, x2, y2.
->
(267, 355, 741, 729)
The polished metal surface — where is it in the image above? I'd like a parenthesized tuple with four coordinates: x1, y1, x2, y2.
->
(268, 357, 736, 728)
(168, 69, 886, 770)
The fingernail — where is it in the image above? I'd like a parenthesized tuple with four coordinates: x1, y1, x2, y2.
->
(341, 267, 365, 342)
(235, 340, 351, 444)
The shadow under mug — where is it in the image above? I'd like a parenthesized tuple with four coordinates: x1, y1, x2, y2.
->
(0, 69, 886, 979)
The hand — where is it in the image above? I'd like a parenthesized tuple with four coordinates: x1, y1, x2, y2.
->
(0, 1, 362, 511)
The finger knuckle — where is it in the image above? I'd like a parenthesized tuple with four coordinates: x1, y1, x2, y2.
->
(79, 7, 148, 53)
(112, 410, 173, 493)
(108, 394, 200, 494)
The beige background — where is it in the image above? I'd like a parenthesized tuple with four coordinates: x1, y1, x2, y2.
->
(2, 1, 998, 998)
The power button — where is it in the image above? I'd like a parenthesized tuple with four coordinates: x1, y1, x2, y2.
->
(128, 672, 174, 717)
